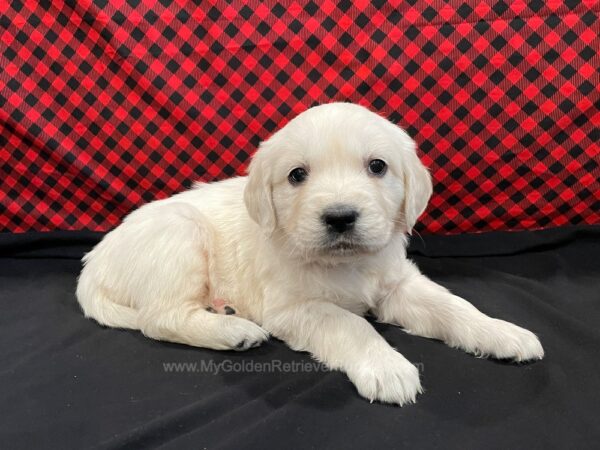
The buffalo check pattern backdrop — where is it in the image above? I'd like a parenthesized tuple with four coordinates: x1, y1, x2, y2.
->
(0, 0, 599, 234)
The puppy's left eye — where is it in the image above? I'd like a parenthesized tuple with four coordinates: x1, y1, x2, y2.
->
(368, 159, 387, 176)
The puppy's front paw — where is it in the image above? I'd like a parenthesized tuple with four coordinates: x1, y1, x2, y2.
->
(347, 350, 422, 406)
(470, 319, 544, 362)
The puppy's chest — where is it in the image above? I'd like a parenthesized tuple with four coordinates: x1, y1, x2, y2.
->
(304, 267, 382, 314)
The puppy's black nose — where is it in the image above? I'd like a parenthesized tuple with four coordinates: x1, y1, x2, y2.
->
(322, 206, 359, 234)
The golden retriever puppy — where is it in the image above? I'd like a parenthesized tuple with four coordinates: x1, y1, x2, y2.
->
(77, 103, 543, 405)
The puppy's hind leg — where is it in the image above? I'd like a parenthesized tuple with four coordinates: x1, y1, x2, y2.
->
(139, 305, 268, 351)
(129, 202, 268, 351)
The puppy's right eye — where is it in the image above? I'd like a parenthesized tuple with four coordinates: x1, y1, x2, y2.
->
(288, 167, 308, 185)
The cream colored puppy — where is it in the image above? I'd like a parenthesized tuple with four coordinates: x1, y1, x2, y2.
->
(77, 103, 543, 405)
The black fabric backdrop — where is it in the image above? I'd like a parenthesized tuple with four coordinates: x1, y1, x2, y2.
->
(1, 227, 599, 449)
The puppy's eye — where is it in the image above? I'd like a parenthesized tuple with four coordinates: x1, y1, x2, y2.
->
(368, 159, 387, 176)
(288, 167, 308, 185)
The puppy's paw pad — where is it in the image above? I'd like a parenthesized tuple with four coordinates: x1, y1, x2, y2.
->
(206, 298, 237, 315)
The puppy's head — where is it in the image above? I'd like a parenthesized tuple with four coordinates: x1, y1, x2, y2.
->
(244, 103, 432, 262)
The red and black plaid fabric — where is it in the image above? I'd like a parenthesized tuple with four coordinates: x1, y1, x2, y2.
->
(1, 1, 599, 234)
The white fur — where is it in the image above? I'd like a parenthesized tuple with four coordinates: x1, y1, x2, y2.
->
(77, 103, 543, 405)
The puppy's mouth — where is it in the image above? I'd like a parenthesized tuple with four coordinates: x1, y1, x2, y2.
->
(321, 237, 369, 255)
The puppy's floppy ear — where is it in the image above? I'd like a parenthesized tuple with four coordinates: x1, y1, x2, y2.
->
(244, 144, 276, 234)
(398, 131, 433, 234)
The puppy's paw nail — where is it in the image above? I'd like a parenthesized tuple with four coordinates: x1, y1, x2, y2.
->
(224, 318, 269, 351)
(224, 306, 236, 315)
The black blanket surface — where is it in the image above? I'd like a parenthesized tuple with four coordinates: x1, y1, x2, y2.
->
(1, 227, 599, 449)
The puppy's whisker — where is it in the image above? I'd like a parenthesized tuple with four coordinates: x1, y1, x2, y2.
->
(392, 217, 425, 247)
(411, 229, 425, 247)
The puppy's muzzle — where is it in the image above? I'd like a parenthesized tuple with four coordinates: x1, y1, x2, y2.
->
(322, 205, 359, 234)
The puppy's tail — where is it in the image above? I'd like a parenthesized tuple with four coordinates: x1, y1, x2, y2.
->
(76, 271, 139, 330)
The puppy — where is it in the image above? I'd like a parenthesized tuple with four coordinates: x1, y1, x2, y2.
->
(77, 103, 543, 405)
